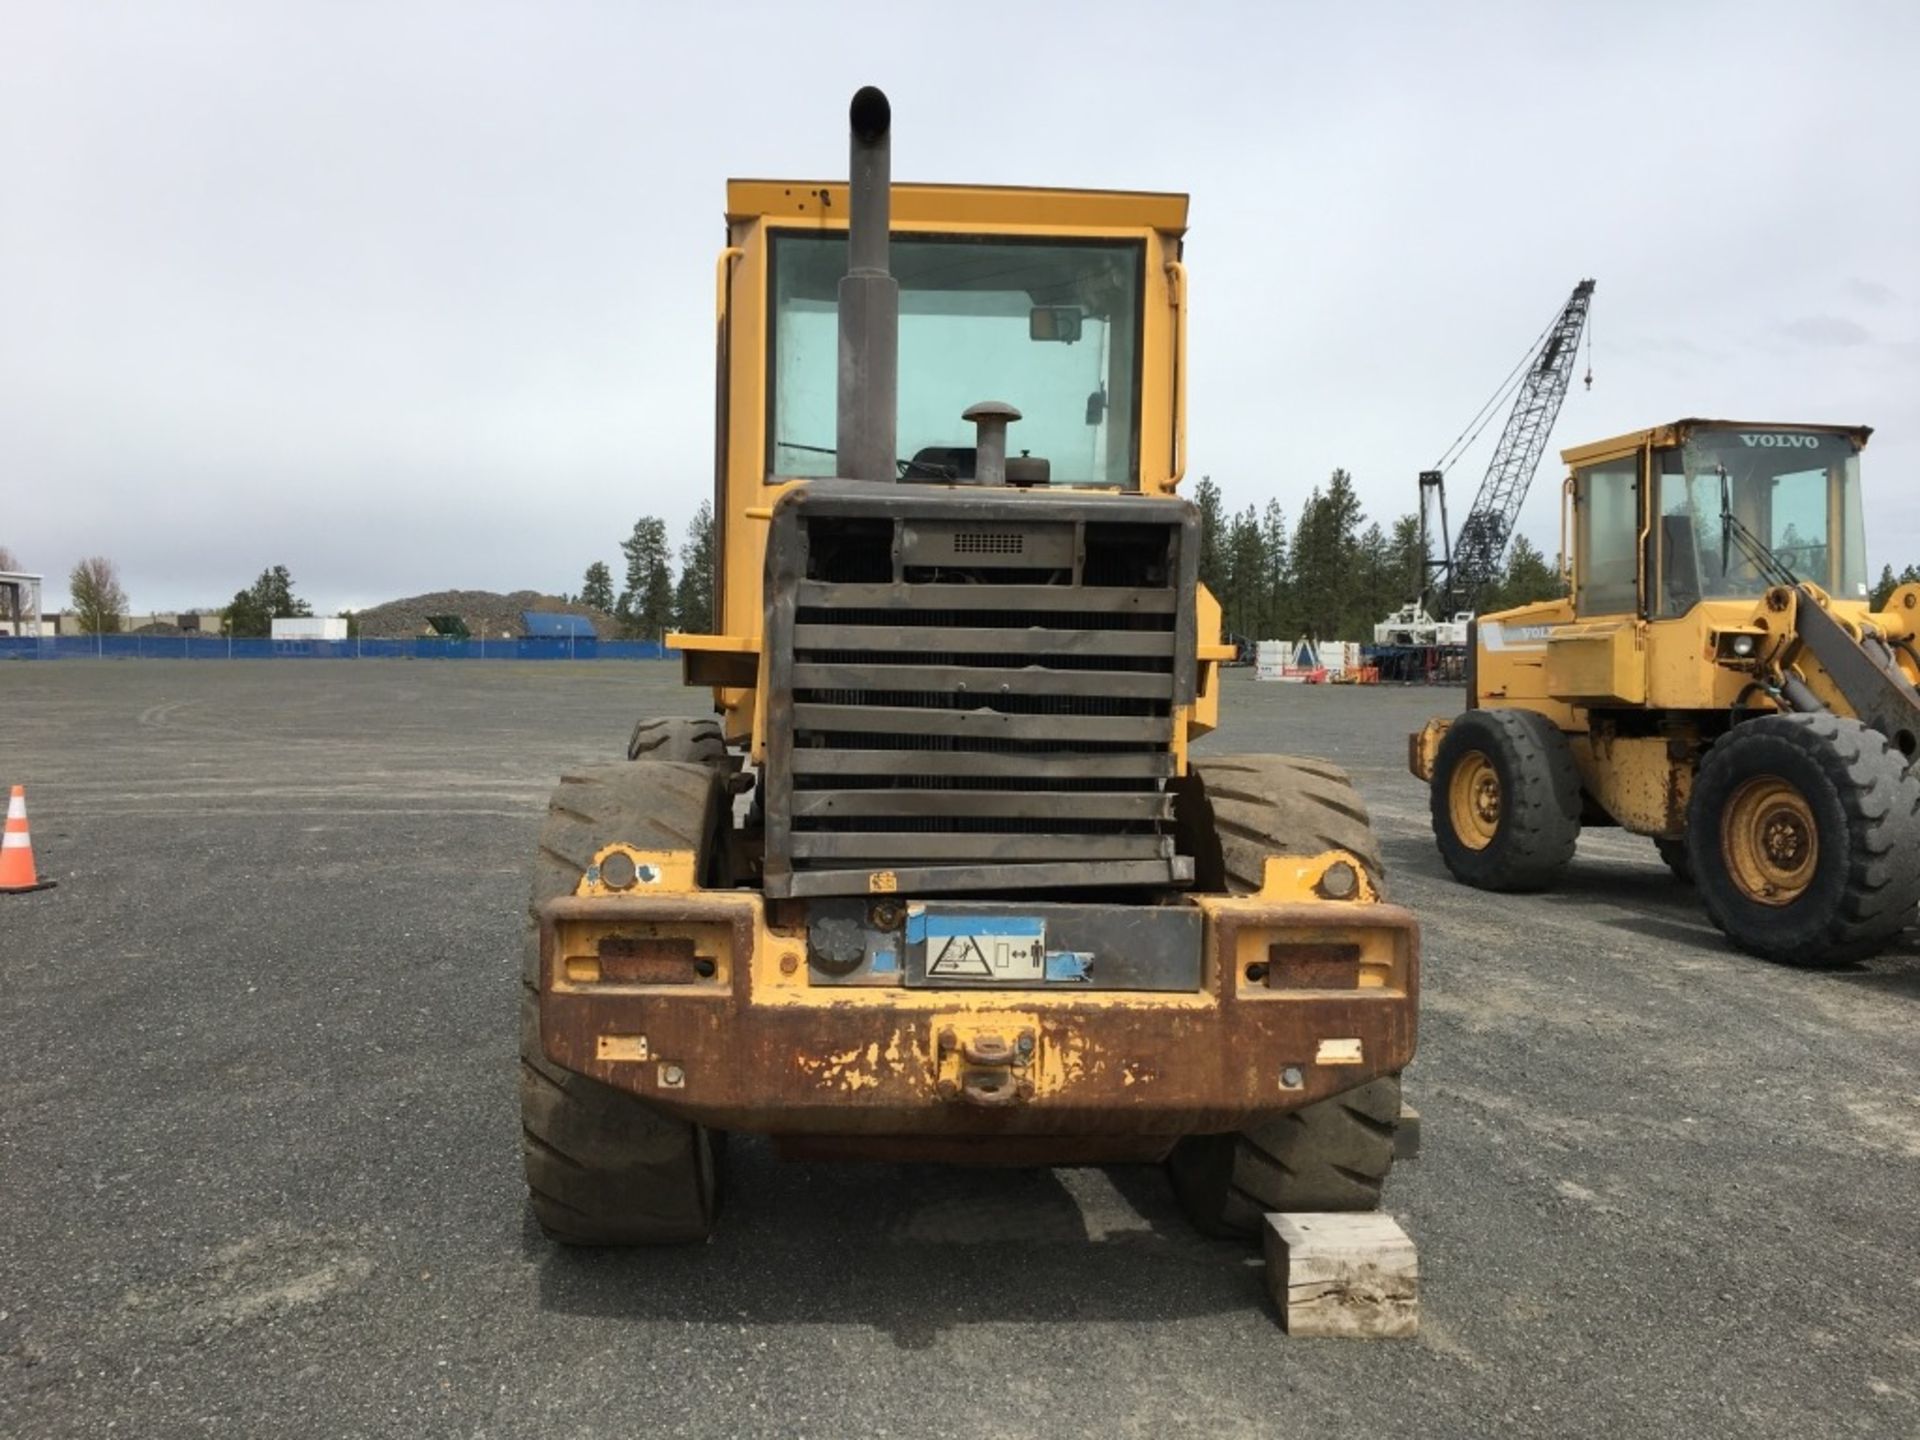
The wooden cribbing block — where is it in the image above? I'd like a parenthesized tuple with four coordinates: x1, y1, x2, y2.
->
(1395, 1102, 1422, 1161)
(1264, 1212, 1419, 1338)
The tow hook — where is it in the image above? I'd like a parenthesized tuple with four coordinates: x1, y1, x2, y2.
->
(935, 1025, 1036, 1106)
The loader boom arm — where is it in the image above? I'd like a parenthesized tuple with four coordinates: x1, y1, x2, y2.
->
(1791, 590, 1920, 761)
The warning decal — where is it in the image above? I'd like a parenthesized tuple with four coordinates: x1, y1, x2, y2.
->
(928, 935, 995, 977)
(908, 910, 1048, 983)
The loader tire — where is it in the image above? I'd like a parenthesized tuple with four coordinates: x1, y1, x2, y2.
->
(627, 715, 727, 766)
(1168, 1077, 1401, 1237)
(1687, 713, 1920, 967)
(1430, 708, 1581, 892)
(1170, 757, 1399, 1236)
(1654, 837, 1693, 884)
(521, 762, 726, 1244)
(1181, 753, 1385, 893)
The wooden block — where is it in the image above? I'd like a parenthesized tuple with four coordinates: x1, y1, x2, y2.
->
(1264, 1212, 1419, 1338)
(1395, 1102, 1421, 1161)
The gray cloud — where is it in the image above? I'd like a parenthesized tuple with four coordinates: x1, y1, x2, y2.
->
(1780, 315, 1875, 347)
(4, 0, 1919, 613)
(1846, 277, 1896, 306)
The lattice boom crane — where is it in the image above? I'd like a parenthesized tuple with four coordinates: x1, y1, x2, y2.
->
(1421, 279, 1595, 618)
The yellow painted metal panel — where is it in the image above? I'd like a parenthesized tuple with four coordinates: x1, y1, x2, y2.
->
(1561, 418, 1871, 468)
(1545, 622, 1646, 705)
(726, 179, 1189, 232)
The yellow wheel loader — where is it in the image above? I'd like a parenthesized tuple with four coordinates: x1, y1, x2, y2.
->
(1412, 419, 1920, 967)
(519, 88, 1419, 1245)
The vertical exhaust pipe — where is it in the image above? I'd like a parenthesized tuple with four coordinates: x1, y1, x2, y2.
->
(837, 86, 898, 483)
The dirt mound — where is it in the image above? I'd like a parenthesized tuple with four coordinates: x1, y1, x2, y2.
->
(351, 589, 615, 639)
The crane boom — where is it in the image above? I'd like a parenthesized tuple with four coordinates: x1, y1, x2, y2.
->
(1427, 279, 1595, 616)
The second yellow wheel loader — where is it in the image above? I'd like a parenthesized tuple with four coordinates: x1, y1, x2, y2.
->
(1413, 419, 1920, 967)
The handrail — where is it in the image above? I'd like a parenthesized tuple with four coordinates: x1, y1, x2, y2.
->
(1560, 474, 1574, 588)
(711, 246, 744, 635)
(1166, 260, 1188, 487)
(715, 246, 743, 319)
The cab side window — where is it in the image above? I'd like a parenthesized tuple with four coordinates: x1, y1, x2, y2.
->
(1575, 457, 1640, 616)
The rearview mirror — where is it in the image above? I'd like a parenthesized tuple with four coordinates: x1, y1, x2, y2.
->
(1029, 305, 1083, 344)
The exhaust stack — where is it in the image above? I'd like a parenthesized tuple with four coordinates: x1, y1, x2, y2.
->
(837, 86, 898, 483)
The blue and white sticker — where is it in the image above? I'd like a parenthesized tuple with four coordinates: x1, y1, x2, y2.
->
(910, 910, 1048, 981)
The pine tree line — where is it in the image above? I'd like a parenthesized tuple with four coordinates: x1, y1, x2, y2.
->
(1871, 563, 1920, 609)
(1191, 472, 1565, 644)
(580, 501, 716, 641)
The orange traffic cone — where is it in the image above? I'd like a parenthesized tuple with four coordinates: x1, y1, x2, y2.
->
(1, 786, 56, 894)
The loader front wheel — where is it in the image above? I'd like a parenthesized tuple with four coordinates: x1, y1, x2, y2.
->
(520, 762, 727, 1244)
(1430, 708, 1581, 892)
(1688, 713, 1920, 967)
(1168, 1077, 1401, 1237)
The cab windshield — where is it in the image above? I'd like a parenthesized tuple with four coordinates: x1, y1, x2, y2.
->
(768, 232, 1143, 487)
(1653, 427, 1868, 615)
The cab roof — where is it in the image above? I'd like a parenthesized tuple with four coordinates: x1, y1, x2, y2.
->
(726, 179, 1188, 233)
(1561, 419, 1873, 466)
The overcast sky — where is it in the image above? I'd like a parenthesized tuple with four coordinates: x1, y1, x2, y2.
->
(4, 0, 1917, 614)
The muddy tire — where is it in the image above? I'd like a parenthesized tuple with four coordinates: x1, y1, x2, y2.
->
(1654, 836, 1693, 884)
(1180, 753, 1385, 893)
(1687, 713, 1920, 967)
(627, 716, 727, 766)
(521, 762, 726, 1244)
(1430, 708, 1581, 892)
(1168, 1077, 1401, 1237)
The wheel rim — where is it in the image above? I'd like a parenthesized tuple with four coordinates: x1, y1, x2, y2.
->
(1448, 750, 1501, 850)
(1720, 776, 1818, 906)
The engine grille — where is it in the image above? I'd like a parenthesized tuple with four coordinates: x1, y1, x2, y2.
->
(763, 489, 1199, 899)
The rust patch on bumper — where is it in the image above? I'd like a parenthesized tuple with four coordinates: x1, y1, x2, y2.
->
(538, 893, 1418, 1138)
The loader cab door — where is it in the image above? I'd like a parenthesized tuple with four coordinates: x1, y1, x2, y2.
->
(1546, 450, 1650, 707)
(1572, 452, 1642, 619)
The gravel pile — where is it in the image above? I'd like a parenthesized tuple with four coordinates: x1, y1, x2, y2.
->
(350, 589, 615, 639)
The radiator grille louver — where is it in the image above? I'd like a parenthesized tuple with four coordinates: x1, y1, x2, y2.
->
(764, 498, 1198, 899)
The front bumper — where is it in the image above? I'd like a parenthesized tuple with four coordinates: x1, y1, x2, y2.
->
(1409, 717, 1451, 782)
(538, 888, 1418, 1139)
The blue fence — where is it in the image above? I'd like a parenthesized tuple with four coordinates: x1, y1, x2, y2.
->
(0, 635, 670, 661)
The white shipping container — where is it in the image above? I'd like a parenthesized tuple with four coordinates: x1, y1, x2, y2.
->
(1322, 641, 1363, 676)
(272, 616, 349, 641)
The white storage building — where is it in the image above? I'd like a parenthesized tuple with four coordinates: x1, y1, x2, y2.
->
(271, 616, 349, 641)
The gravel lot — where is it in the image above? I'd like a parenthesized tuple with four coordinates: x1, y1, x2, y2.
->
(3, 661, 1916, 1439)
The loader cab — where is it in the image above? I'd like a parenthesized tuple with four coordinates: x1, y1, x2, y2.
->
(1565, 420, 1872, 622)
(697, 180, 1193, 729)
